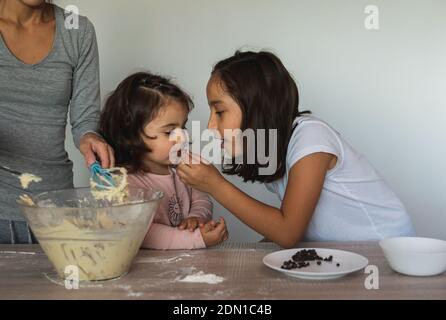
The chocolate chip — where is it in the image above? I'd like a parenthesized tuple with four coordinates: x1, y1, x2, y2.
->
(283, 249, 337, 269)
(291, 249, 324, 263)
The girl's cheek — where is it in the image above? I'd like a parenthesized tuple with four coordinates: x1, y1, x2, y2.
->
(147, 140, 166, 160)
(143, 141, 154, 154)
(233, 137, 243, 157)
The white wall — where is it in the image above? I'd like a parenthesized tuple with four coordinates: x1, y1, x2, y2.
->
(58, 0, 446, 242)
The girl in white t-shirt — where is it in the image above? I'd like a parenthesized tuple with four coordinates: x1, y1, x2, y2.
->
(177, 51, 414, 247)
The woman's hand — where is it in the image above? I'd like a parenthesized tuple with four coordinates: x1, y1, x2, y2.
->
(79, 132, 115, 168)
(176, 153, 224, 194)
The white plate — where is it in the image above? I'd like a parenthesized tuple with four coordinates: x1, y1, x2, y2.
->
(263, 248, 369, 280)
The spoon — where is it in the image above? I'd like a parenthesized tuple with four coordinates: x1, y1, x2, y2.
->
(0, 165, 22, 176)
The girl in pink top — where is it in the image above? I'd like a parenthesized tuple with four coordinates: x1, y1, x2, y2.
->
(98, 72, 228, 250)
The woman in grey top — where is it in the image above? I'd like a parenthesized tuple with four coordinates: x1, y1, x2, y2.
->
(0, 0, 114, 243)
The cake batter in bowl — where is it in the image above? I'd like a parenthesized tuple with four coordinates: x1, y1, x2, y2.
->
(17, 187, 163, 281)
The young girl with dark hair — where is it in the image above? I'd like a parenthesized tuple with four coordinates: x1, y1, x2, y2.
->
(99, 72, 228, 250)
(177, 51, 414, 248)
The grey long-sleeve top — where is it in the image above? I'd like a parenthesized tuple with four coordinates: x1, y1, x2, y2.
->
(0, 5, 100, 221)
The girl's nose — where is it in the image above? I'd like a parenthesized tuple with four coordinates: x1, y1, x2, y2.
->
(178, 130, 188, 144)
(171, 128, 188, 144)
(207, 115, 216, 130)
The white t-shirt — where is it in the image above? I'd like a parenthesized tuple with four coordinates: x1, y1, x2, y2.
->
(265, 116, 415, 241)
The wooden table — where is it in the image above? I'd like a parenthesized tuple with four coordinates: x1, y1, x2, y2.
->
(0, 242, 445, 300)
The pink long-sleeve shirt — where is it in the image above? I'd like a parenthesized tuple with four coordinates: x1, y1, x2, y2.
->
(127, 170, 213, 250)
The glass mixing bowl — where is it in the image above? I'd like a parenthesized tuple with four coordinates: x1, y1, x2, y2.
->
(17, 187, 163, 281)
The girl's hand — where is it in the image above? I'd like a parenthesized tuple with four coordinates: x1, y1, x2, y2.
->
(178, 217, 207, 232)
(176, 152, 224, 194)
(200, 218, 228, 247)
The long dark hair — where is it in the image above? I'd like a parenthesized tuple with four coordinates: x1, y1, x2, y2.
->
(212, 51, 310, 183)
(99, 72, 193, 173)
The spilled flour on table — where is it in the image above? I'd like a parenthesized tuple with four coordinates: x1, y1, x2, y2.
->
(0, 251, 36, 255)
(43, 272, 103, 288)
(135, 254, 193, 264)
(175, 271, 225, 284)
(114, 284, 143, 298)
(128, 292, 143, 298)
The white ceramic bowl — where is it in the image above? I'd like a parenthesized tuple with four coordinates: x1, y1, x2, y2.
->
(379, 237, 446, 276)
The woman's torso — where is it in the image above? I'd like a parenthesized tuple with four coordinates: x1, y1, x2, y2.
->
(0, 5, 89, 220)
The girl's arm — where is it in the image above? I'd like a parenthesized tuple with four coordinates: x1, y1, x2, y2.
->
(142, 223, 206, 250)
(177, 152, 335, 248)
(187, 189, 213, 221)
